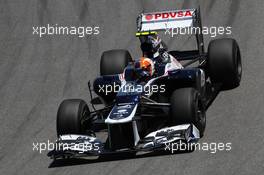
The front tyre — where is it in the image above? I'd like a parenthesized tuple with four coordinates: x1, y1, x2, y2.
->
(170, 88, 206, 137)
(56, 99, 90, 136)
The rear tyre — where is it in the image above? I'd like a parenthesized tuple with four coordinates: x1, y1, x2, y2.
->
(100, 49, 132, 76)
(170, 88, 206, 137)
(57, 99, 90, 136)
(208, 38, 242, 90)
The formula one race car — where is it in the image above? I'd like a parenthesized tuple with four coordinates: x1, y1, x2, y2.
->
(48, 8, 242, 159)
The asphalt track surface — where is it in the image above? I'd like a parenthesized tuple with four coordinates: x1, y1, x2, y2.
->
(0, 0, 264, 174)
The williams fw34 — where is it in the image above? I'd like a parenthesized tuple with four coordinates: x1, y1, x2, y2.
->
(48, 8, 242, 159)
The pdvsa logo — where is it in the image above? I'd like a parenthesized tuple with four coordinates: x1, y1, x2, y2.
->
(145, 11, 193, 20)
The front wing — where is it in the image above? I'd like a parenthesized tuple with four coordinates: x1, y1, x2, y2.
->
(48, 124, 199, 159)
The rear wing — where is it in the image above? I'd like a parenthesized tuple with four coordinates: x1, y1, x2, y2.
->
(136, 8, 205, 55)
(137, 9, 196, 32)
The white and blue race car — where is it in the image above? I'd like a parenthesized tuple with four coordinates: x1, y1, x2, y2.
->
(48, 8, 242, 159)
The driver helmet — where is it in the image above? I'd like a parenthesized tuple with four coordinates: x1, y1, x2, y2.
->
(139, 57, 155, 76)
